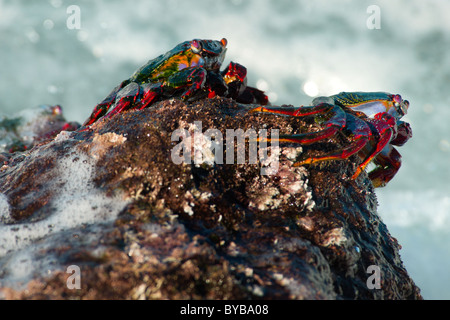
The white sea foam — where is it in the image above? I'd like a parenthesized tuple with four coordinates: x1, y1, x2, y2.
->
(0, 150, 128, 286)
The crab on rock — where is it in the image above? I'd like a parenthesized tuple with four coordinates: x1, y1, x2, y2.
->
(82, 38, 267, 127)
(250, 92, 412, 187)
(82, 38, 411, 187)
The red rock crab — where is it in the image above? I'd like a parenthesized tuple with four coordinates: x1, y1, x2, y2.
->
(250, 92, 412, 187)
(83, 38, 267, 127)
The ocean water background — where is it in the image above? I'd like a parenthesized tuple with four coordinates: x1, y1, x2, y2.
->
(0, 0, 449, 299)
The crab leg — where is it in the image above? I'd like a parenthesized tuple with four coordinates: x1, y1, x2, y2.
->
(82, 81, 129, 126)
(103, 82, 141, 119)
(350, 113, 397, 179)
(294, 137, 368, 166)
(251, 103, 347, 145)
(135, 83, 163, 110)
(390, 121, 412, 146)
(293, 113, 373, 169)
(351, 128, 393, 180)
(237, 86, 269, 105)
(368, 145, 402, 187)
(250, 103, 336, 117)
(164, 66, 207, 100)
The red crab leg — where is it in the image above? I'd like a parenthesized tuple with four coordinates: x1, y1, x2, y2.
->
(137, 90, 159, 110)
(250, 103, 336, 118)
(351, 128, 393, 180)
(293, 114, 372, 168)
(82, 81, 129, 127)
(134, 83, 163, 110)
(105, 100, 133, 119)
(351, 113, 396, 179)
(103, 82, 141, 119)
(83, 97, 116, 127)
(176, 67, 207, 100)
(253, 104, 347, 145)
(236, 86, 269, 105)
(390, 121, 412, 146)
(368, 145, 402, 187)
(222, 61, 247, 84)
(83, 107, 106, 127)
(294, 137, 368, 166)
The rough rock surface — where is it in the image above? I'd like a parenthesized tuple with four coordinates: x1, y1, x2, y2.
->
(0, 97, 422, 299)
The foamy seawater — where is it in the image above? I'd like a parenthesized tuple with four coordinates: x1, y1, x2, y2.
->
(0, 0, 449, 299)
(0, 137, 129, 288)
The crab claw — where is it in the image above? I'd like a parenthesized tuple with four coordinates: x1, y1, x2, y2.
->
(391, 121, 412, 146)
(369, 145, 402, 187)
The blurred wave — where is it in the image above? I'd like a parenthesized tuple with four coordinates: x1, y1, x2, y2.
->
(0, 0, 449, 298)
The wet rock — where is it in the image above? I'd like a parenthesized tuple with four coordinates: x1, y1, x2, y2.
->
(0, 97, 422, 299)
(0, 104, 79, 155)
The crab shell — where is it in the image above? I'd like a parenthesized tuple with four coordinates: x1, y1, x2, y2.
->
(130, 38, 228, 84)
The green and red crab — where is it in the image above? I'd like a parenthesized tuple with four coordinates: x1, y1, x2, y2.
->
(250, 92, 412, 187)
(82, 37, 411, 187)
(82, 38, 267, 127)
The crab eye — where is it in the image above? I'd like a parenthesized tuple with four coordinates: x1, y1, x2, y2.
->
(220, 38, 228, 47)
(392, 94, 402, 105)
(401, 100, 409, 115)
(191, 40, 202, 54)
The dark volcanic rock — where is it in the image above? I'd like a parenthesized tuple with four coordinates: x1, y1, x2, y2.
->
(0, 97, 422, 299)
